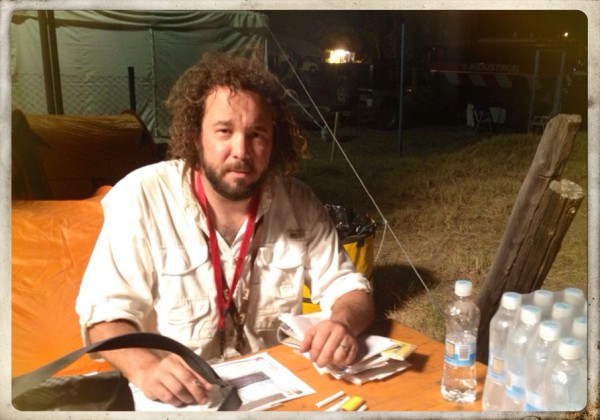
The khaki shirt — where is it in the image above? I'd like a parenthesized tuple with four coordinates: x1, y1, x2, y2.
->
(76, 160, 371, 361)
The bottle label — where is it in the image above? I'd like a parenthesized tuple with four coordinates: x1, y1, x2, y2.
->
(524, 391, 543, 411)
(488, 353, 505, 382)
(444, 339, 475, 367)
(505, 370, 525, 400)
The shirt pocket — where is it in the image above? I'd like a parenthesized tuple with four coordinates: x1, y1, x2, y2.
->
(252, 238, 307, 332)
(159, 244, 209, 276)
(157, 245, 210, 301)
(160, 299, 214, 343)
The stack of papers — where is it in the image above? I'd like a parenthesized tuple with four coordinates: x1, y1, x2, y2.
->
(278, 312, 415, 385)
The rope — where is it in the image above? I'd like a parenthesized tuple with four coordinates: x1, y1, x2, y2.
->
(267, 28, 444, 318)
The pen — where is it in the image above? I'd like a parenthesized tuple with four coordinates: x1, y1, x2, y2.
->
(325, 396, 351, 411)
(315, 390, 345, 408)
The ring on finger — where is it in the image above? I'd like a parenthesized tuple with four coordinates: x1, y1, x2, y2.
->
(338, 343, 349, 352)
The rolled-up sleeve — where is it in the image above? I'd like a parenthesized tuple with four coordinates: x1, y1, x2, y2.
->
(302, 189, 372, 312)
(75, 179, 157, 346)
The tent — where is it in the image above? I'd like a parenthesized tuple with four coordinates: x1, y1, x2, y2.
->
(10, 10, 269, 140)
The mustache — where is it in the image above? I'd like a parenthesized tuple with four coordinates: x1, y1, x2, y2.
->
(224, 161, 253, 172)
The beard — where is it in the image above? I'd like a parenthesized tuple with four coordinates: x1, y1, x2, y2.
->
(199, 157, 268, 201)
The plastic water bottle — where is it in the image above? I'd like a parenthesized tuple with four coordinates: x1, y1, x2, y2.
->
(523, 320, 562, 411)
(551, 301, 574, 334)
(571, 316, 587, 358)
(532, 289, 554, 319)
(542, 338, 587, 411)
(482, 291, 522, 411)
(441, 280, 480, 403)
(502, 304, 542, 410)
(563, 287, 586, 317)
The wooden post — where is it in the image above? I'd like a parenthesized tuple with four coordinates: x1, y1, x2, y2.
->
(475, 114, 583, 363)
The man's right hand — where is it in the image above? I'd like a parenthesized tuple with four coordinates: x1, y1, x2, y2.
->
(88, 320, 213, 407)
(132, 353, 214, 407)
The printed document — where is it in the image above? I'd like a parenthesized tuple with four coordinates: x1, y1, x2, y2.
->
(131, 352, 315, 411)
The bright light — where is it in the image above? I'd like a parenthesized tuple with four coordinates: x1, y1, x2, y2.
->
(564, 32, 569, 38)
(325, 49, 355, 64)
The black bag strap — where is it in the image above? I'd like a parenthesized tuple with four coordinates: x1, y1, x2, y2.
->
(12, 332, 241, 411)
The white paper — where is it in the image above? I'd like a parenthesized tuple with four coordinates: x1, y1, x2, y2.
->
(278, 312, 411, 385)
(279, 312, 398, 371)
(131, 352, 315, 411)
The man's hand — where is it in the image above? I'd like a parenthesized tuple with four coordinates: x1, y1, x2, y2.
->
(132, 353, 214, 407)
(299, 319, 358, 367)
(299, 289, 375, 368)
(88, 320, 213, 407)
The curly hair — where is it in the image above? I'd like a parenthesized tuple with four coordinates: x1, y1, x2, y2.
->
(165, 51, 308, 174)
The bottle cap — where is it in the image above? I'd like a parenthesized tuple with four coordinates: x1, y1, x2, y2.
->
(572, 316, 587, 338)
(552, 302, 573, 320)
(558, 338, 583, 360)
(520, 305, 541, 326)
(564, 287, 585, 306)
(539, 320, 561, 342)
(501, 292, 522, 310)
(533, 289, 554, 307)
(454, 280, 472, 297)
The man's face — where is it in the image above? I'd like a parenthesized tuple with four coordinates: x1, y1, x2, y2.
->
(199, 86, 274, 201)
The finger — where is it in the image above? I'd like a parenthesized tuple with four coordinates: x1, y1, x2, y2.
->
(179, 369, 214, 404)
(172, 357, 214, 404)
(313, 329, 347, 367)
(159, 370, 199, 406)
(299, 327, 316, 353)
(148, 379, 190, 407)
(334, 339, 357, 365)
(156, 355, 212, 406)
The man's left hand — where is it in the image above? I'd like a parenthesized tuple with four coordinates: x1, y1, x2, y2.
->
(299, 319, 357, 367)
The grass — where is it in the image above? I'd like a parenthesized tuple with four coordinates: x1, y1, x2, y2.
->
(294, 123, 588, 341)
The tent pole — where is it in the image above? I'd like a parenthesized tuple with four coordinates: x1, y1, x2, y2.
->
(128, 67, 137, 112)
(552, 50, 566, 115)
(527, 49, 540, 132)
(38, 11, 63, 114)
(397, 23, 405, 156)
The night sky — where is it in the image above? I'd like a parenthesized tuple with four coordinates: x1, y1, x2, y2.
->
(261, 10, 587, 61)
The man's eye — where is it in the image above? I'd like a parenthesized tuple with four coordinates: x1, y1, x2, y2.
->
(252, 131, 269, 141)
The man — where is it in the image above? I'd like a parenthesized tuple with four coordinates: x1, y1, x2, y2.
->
(76, 52, 374, 407)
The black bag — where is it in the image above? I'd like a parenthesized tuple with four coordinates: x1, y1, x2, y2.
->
(12, 332, 241, 411)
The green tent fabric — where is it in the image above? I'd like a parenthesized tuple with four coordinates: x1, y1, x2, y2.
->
(11, 10, 269, 140)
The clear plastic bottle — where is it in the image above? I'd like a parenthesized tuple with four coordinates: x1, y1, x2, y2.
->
(482, 291, 522, 411)
(542, 338, 587, 411)
(502, 304, 542, 410)
(523, 320, 562, 411)
(532, 289, 554, 319)
(571, 316, 587, 358)
(563, 287, 587, 317)
(551, 301, 574, 334)
(441, 280, 481, 403)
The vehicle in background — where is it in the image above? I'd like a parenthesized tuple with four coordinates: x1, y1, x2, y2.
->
(271, 47, 436, 130)
(427, 37, 587, 131)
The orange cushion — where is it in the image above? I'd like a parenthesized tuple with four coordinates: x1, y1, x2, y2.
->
(12, 189, 113, 377)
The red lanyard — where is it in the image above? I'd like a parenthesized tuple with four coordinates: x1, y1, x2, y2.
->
(193, 169, 260, 331)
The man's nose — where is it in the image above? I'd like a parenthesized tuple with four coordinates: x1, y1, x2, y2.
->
(231, 132, 249, 158)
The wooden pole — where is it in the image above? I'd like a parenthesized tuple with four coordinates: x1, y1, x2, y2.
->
(475, 114, 582, 363)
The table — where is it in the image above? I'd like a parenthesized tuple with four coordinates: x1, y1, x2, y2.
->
(258, 320, 486, 411)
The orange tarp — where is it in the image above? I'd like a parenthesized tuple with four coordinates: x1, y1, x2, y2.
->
(11, 188, 112, 377)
